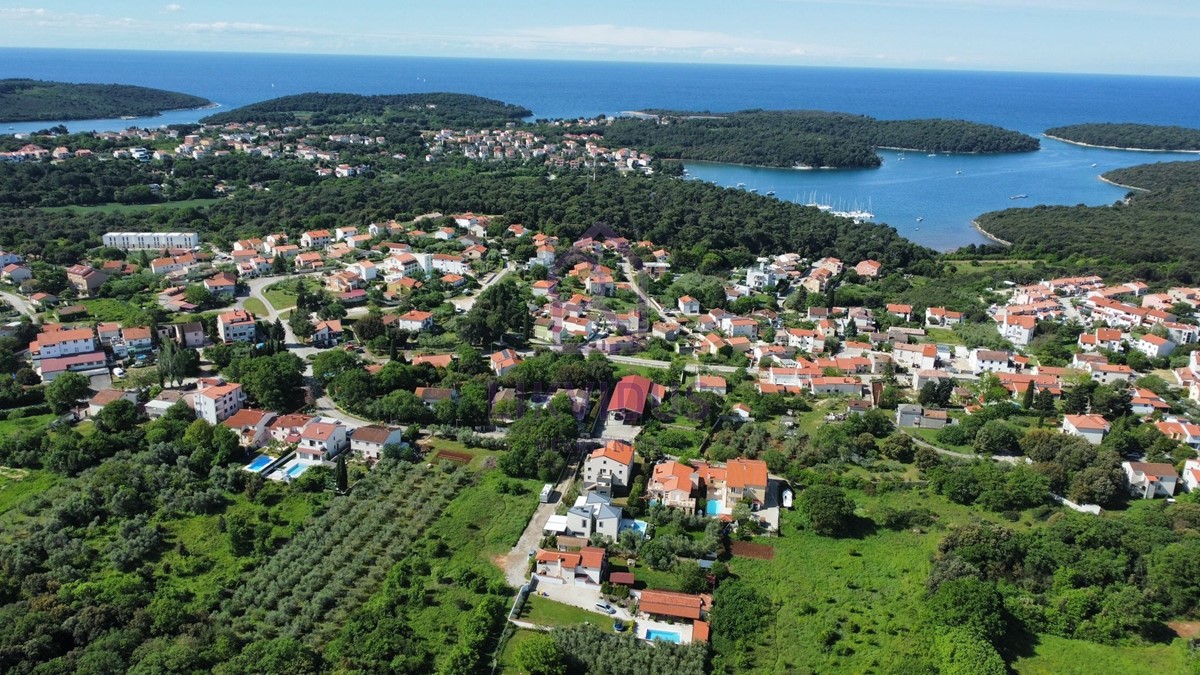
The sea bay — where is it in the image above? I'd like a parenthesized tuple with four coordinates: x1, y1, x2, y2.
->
(3, 48, 1199, 250)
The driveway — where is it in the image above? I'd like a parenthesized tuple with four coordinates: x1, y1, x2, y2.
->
(535, 582, 633, 623)
(0, 290, 36, 318)
(500, 447, 583, 588)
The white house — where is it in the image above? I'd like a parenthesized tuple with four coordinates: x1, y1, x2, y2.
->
(678, 295, 701, 315)
(195, 383, 246, 425)
(969, 349, 1013, 375)
(563, 492, 623, 540)
(222, 409, 278, 448)
(1133, 333, 1175, 359)
(533, 546, 607, 586)
(1061, 414, 1110, 445)
(350, 424, 405, 461)
(218, 309, 257, 343)
(30, 328, 97, 361)
(1123, 461, 1179, 499)
(297, 420, 349, 461)
(997, 314, 1037, 347)
(582, 439, 634, 496)
(1183, 458, 1200, 493)
(393, 310, 434, 333)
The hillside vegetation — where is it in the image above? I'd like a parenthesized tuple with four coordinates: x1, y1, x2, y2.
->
(599, 110, 1039, 168)
(1046, 123, 1200, 151)
(974, 160, 1200, 281)
(0, 79, 210, 122)
(202, 92, 532, 127)
(0, 164, 936, 272)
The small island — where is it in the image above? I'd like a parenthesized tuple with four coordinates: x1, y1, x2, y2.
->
(1045, 123, 1200, 152)
(201, 92, 533, 127)
(598, 109, 1040, 169)
(0, 79, 212, 123)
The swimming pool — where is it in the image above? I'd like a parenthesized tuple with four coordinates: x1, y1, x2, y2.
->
(245, 455, 273, 472)
(286, 463, 310, 479)
(706, 499, 721, 516)
(645, 629, 682, 643)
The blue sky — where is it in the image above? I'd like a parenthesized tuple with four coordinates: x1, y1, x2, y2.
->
(1, 1, 1197, 76)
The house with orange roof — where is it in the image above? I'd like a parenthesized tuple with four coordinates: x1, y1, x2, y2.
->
(649, 460, 698, 511)
(195, 382, 246, 425)
(222, 409, 278, 448)
(925, 306, 964, 326)
(490, 348, 521, 376)
(218, 309, 256, 343)
(609, 374, 665, 425)
(1133, 333, 1176, 359)
(695, 375, 727, 395)
(1062, 414, 1111, 445)
(297, 420, 348, 461)
(394, 309, 434, 333)
(678, 295, 700, 314)
(1154, 418, 1200, 450)
(583, 439, 635, 495)
(533, 546, 607, 585)
(410, 353, 454, 369)
(854, 259, 882, 278)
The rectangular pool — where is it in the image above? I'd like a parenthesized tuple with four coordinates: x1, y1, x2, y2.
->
(286, 463, 309, 479)
(645, 629, 681, 643)
(706, 499, 721, 516)
(245, 455, 274, 472)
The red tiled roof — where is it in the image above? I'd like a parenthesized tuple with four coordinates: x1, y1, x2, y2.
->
(639, 590, 703, 620)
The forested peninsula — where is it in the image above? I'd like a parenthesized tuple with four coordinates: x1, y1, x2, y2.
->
(1045, 123, 1200, 151)
(973, 160, 1200, 280)
(201, 92, 532, 127)
(599, 110, 1040, 168)
(0, 79, 211, 122)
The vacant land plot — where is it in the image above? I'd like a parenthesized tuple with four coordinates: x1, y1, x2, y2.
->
(731, 540, 775, 560)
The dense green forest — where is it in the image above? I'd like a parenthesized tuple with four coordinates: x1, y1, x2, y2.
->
(202, 92, 532, 127)
(974, 160, 1200, 281)
(0, 79, 210, 122)
(1046, 123, 1200, 151)
(1103, 160, 1200, 191)
(598, 110, 1039, 168)
(0, 163, 935, 270)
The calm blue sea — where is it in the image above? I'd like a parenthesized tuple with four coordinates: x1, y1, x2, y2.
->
(4, 48, 1200, 250)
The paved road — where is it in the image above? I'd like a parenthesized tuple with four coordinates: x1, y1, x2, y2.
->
(0, 290, 36, 318)
(902, 429, 1022, 464)
(620, 259, 665, 316)
(501, 447, 584, 589)
(451, 262, 514, 312)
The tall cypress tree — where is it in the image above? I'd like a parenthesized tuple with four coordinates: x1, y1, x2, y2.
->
(335, 454, 348, 493)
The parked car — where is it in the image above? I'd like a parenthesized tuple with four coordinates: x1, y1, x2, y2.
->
(595, 602, 616, 615)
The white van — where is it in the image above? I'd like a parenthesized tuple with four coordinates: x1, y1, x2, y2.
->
(539, 484, 553, 503)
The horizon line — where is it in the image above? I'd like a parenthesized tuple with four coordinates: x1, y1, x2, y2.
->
(1, 45, 1197, 81)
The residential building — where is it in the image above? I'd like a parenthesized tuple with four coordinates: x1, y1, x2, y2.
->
(297, 421, 349, 461)
(695, 375, 727, 395)
(649, 460, 698, 511)
(583, 439, 635, 496)
(1123, 461, 1179, 499)
(1133, 333, 1176, 359)
(564, 493, 623, 540)
(65, 264, 108, 296)
(30, 327, 97, 361)
(533, 546, 607, 586)
(195, 383, 246, 425)
(1061, 414, 1110, 445)
(969, 349, 1013, 374)
(86, 389, 138, 417)
(490, 348, 521, 376)
(311, 320, 344, 347)
(925, 307, 964, 326)
(102, 231, 199, 250)
(161, 321, 205, 348)
(678, 295, 701, 314)
(218, 309, 257, 343)
(1155, 418, 1200, 450)
(222, 409, 278, 448)
(204, 273, 238, 297)
(608, 374, 665, 425)
(393, 310, 434, 333)
(895, 404, 949, 430)
(350, 424, 405, 461)
(300, 229, 332, 249)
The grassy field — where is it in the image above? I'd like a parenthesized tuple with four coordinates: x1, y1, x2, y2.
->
(79, 298, 153, 324)
(1012, 635, 1191, 675)
(242, 297, 269, 317)
(726, 488, 1030, 673)
(0, 468, 58, 517)
(923, 327, 965, 346)
(497, 628, 544, 672)
(40, 198, 221, 213)
(518, 596, 613, 630)
(0, 414, 56, 438)
(263, 279, 319, 311)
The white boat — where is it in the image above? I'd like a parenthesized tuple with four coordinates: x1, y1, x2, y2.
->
(916, 216, 924, 222)
(1091, 163, 1098, 167)
(927, 153, 937, 157)
(956, 170, 963, 175)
